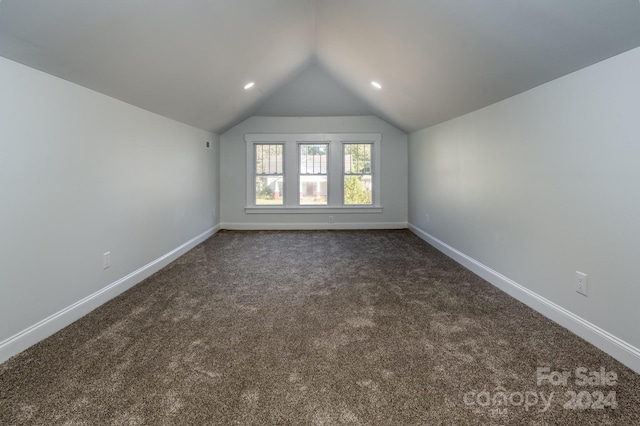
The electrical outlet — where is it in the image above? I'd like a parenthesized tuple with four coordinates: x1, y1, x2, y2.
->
(576, 271, 588, 296)
(205, 140, 212, 149)
(329, 215, 334, 223)
(425, 213, 430, 224)
(103, 252, 111, 270)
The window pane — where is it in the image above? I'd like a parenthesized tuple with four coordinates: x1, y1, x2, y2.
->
(256, 144, 283, 175)
(256, 176, 283, 205)
(299, 175, 328, 205)
(344, 143, 373, 205)
(255, 143, 283, 205)
(299, 143, 328, 206)
(344, 143, 371, 174)
(300, 144, 328, 174)
(344, 175, 372, 205)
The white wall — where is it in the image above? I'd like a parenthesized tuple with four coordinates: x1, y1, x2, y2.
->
(255, 64, 376, 117)
(0, 57, 219, 360)
(221, 116, 407, 228)
(408, 47, 640, 368)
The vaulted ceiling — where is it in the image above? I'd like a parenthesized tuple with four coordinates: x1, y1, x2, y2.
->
(2, 0, 640, 134)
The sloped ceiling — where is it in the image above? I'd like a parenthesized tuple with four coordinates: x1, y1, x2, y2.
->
(2, 1, 640, 134)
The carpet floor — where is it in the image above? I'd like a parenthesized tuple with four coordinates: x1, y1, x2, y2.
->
(1, 230, 639, 425)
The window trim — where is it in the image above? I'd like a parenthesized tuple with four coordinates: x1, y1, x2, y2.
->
(342, 142, 374, 206)
(298, 142, 329, 206)
(245, 133, 382, 213)
(253, 142, 285, 206)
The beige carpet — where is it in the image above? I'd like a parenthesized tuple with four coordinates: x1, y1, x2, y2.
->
(1, 230, 639, 425)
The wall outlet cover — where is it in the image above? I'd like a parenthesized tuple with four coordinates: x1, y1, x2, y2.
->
(576, 271, 588, 296)
(103, 252, 111, 270)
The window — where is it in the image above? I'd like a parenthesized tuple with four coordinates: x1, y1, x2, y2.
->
(245, 133, 381, 213)
(299, 143, 328, 205)
(254, 144, 283, 205)
(343, 143, 372, 205)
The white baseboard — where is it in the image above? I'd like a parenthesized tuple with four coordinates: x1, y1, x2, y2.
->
(0, 226, 219, 365)
(408, 223, 640, 375)
(221, 222, 408, 231)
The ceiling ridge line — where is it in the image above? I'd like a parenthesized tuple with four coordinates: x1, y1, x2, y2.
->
(312, 0, 318, 59)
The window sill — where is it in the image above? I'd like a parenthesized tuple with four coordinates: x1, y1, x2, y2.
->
(245, 206, 383, 214)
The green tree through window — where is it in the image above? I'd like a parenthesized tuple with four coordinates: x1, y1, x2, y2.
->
(344, 143, 372, 205)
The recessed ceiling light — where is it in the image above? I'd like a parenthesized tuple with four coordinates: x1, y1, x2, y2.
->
(244, 82, 255, 90)
(371, 81, 382, 90)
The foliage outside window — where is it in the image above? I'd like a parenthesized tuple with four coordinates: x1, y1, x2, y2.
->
(343, 143, 372, 205)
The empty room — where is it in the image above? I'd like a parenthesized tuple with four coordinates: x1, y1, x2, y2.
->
(1, 1, 640, 424)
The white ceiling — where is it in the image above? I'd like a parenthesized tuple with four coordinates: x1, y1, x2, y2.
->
(2, 0, 640, 134)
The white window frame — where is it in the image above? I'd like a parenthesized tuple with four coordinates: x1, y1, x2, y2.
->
(342, 142, 374, 206)
(245, 133, 382, 214)
(253, 142, 285, 206)
(298, 142, 329, 206)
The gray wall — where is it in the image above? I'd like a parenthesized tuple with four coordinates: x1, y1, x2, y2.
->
(255, 64, 376, 118)
(408, 46, 640, 350)
(0, 57, 219, 349)
(221, 116, 408, 228)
